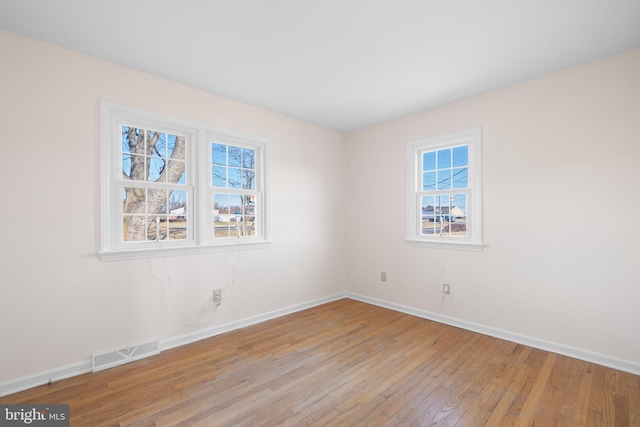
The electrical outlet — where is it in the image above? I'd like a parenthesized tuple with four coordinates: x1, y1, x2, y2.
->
(443, 283, 451, 295)
(381, 272, 387, 282)
(212, 289, 222, 305)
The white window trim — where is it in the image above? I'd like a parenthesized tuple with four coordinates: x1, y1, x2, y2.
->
(405, 127, 483, 251)
(99, 101, 272, 261)
(205, 131, 268, 246)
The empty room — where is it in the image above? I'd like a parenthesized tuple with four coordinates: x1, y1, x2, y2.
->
(0, 1, 639, 425)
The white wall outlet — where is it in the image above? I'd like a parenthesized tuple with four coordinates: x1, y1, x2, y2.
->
(381, 272, 387, 282)
(443, 283, 451, 295)
(212, 289, 222, 305)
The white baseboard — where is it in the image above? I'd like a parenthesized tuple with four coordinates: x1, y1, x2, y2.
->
(0, 292, 347, 397)
(0, 360, 92, 398)
(3, 290, 637, 397)
(346, 292, 640, 376)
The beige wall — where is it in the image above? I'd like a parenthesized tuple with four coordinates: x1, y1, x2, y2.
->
(0, 29, 347, 383)
(346, 49, 640, 365)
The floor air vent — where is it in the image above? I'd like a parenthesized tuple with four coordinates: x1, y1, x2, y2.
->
(92, 339, 160, 372)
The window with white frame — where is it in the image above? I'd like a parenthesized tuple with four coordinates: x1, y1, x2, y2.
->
(210, 138, 260, 240)
(100, 102, 271, 261)
(406, 127, 483, 251)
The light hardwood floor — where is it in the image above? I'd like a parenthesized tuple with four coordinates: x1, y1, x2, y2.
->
(2, 299, 639, 426)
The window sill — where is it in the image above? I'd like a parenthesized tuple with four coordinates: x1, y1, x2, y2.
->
(404, 239, 483, 252)
(99, 241, 274, 261)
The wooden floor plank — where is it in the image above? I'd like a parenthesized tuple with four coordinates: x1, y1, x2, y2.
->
(628, 375, 640, 427)
(573, 370, 595, 425)
(1, 299, 638, 426)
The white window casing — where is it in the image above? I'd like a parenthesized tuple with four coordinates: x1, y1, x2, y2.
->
(100, 101, 272, 261)
(405, 127, 483, 251)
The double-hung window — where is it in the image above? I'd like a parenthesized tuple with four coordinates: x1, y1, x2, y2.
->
(406, 127, 483, 251)
(209, 136, 262, 240)
(100, 102, 271, 260)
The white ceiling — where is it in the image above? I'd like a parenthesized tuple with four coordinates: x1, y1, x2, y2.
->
(1, 1, 639, 132)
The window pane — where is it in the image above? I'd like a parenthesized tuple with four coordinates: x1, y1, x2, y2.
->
(161, 133, 186, 181)
(211, 143, 226, 165)
(433, 195, 452, 236)
(122, 154, 132, 177)
(453, 145, 468, 167)
(436, 194, 450, 210)
(168, 224, 187, 239)
(229, 194, 243, 214)
(421, 195, 435, 221)
(163, 133, 178, 158)
(214, 193, 244, 238)
(450, 194, 467, 236)
(121, 128, 185, 184)
(121, 126, 142, 154)
(242, 218, 256, 237)
(421, 220, 437, 235)
(243, 194, 256, 214)
(171, 135, 185, 160)
(452, 194, 467, 217)
(452, 167, 468, 189)
(228, 146, 241, 167)
(242, 148, 255, 169)
(419, 193, 468, 237)
(423, 171, 436, 190)
(122, 126, 131, 153)
(167, 190, 187, 239)
(169, 190, 186, 215)
(123, 188, 148, 242)
(212, 166, 226, 188)
(126, 155, 145, 181)
(154, 132, 167, 157)
(210, 143, 257, 192)
(167, 160, 186, 184)
(423, 151, 436, 171)
(147, 189, 168, 214)
(421, 195, 436, 235)
(422, 193, 468, 237)
(214, 193, 228, 238)
(169, 217, 187, 240)
(147, 216, 167, 241)
(228, 168, 241, 188)
(123, 187, 145, 214)
(421, 195, 435, 209)
(214, 220, 230, 238)
(437, 149, 451, 169)
(149, 157, 165, 182)
(214, 193, 229, 210)
(123, 216, 146, 242)
(242, 170, 256, 189)
(437, 169, 451, 190)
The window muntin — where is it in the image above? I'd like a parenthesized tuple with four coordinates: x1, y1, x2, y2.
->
(420, 193, 467, 237)
(100, 102, 271, 260)
(122, 187, 188, 242)
(211, 141, 260, 240)
(420, 144, 469, 238)
(211, 143, 256, 190)
(121, 127, 189, 243)
(406, 127, 482, 251)
(213, 193, 256, 238)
